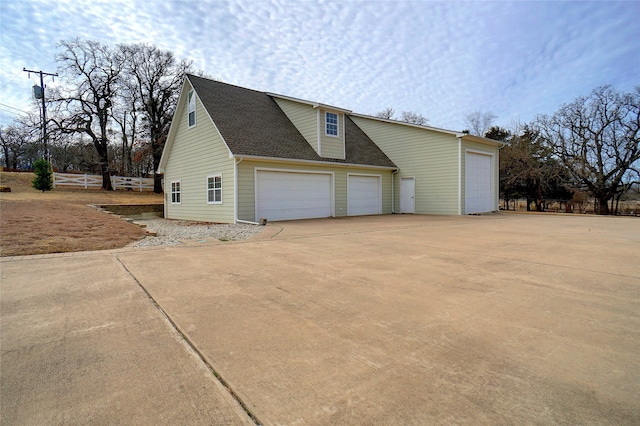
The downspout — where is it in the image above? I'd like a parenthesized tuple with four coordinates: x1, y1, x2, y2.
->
(391, 169, 399, 214)
(236, 219, 261, 225)
(234, 156, 261, 225)
(234, 156, 240, 223)
(497, 142, 506, 211)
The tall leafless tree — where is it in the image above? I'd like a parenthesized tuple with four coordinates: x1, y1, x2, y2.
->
(121, 43, 192, 193)
(52, 39, 124, 190)
(537, 85, 640, 215)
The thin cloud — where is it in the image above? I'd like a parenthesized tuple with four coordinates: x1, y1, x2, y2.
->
(0, 0, 637, 130)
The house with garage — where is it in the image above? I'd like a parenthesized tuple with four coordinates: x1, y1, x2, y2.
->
(157, 74, 503, 223)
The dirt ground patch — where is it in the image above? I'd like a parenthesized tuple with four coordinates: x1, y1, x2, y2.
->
(0, 172, 163, 256)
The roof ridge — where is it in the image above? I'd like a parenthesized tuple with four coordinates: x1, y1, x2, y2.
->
(186, 73, 267, 96)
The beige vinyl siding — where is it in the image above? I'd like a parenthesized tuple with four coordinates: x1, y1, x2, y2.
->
(236, 159, 392, 222)
(271, 99, 346, 160)
(319, 109, 345, 159)
(164, 83, 235, 222)
(273, 98, 319, 153)
(461, 140, 500, 213)
(352, 116, 459, 215)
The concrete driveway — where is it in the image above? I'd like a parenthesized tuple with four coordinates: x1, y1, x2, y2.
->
(2, 213, 639, 425)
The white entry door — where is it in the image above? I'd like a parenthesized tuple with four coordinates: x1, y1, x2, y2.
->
(400, 177, 415, 213)
(256, 170, 332, 221)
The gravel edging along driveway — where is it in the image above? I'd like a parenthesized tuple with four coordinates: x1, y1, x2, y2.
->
(132, 219, 266, 247)
(92, 204, 266, 248)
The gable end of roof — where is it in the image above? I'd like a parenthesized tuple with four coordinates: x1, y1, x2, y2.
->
(185, 74, 396, 168)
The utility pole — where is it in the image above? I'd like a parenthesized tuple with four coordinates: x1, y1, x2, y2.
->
(23, 68, 58, 161)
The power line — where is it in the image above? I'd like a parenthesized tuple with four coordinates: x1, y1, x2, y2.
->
(0, 69, 25, 91)
(0, 102, 30, 114)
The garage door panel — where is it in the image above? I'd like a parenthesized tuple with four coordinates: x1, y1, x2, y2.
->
(465, 153, 493, 214)
(256, 171, 332, 221)
(348, 175, 381, 216)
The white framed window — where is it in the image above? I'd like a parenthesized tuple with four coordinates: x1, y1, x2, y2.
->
(207, 174, 222, 204)
(188, 90, 196, 128)
(171, 181, 181, 204)
(325, 112, 338, 137)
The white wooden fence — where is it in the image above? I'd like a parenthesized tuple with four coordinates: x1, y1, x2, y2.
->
(53, 172, 154, 192)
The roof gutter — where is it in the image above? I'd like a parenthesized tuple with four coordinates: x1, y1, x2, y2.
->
(232, 154, 397, 171)
(457, 133, 507, 147)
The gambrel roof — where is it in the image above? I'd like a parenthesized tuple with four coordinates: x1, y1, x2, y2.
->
(184, 74, 397, 168)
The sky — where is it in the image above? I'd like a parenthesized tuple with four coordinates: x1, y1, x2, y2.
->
(1, 0, 638, 132)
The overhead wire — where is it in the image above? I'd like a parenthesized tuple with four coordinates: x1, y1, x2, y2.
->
(0, 69, 25, 91)
(0, 102, 29, 114)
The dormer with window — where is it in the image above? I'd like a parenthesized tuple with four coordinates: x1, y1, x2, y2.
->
(318, 108, 345, 159)
(270, 94, 347, 160)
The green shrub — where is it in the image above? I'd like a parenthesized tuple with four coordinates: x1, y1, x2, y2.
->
(32, 159, 53, 192)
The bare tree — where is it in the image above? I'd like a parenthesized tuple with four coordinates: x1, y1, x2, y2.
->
(1, 115, 40, 169)
(121, 43, 192, 193)
(49, 133, 98, 172)
(374, 108, 428, 125)
(465, 110, 497, 137)
(0, 119, 39, 169)
(537, 85, 640, 215)
(400, 110, 428, 126)
(52, 39, 124, 190)
(110, 78, 141, 177)
(375, 107, 395, 120)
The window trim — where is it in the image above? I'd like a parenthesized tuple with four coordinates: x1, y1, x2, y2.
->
(206, 174, 222, 204)
(325, 111, 338, 137)
(170, 180, 181, 204)
(188, 90, 196, 128)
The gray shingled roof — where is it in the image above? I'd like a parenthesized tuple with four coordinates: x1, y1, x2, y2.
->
(187, 74, 396, 168)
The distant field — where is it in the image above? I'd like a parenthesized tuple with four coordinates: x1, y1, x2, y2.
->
(501, 198, 640, 215)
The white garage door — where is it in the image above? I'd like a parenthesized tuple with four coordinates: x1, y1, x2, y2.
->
(348, 175, 382, 216)
(256, 170, 332, 221)
(465, 152, 494, 214)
